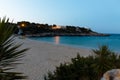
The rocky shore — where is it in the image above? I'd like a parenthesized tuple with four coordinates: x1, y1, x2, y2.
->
(26, 32, 110, 37)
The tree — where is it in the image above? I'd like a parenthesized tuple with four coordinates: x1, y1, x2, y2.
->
(44, 45, 120, 80)
(0, 17, 28, 79)
(92, 45, 116, 79)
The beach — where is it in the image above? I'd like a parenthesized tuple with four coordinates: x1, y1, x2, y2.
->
(12, 37, 93, 80)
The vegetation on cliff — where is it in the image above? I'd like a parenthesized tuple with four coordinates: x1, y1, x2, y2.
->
(14, 21, 109, 36)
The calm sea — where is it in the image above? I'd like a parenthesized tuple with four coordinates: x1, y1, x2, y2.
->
(29, 34, 120, 52)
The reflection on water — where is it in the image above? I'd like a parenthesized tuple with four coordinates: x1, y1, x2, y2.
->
(29, 34, 120, 52)
(54, 36, 60, 44)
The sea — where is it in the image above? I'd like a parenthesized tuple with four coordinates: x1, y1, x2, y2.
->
(29, 34, 120, 53)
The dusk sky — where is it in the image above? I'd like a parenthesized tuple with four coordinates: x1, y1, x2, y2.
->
(0, 0, 120, 33)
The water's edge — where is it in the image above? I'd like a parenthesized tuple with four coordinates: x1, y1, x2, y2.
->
(29, 34, 120, 53)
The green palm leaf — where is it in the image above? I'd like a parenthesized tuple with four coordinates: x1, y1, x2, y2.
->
(0, 17, 29, 79)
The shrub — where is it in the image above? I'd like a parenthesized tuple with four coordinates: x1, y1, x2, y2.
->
(44, 45, 120, 80)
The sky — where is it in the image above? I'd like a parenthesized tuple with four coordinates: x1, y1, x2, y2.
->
(0, 0, 120, 33)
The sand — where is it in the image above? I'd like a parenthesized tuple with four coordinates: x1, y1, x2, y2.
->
(12, 37, 93, 80)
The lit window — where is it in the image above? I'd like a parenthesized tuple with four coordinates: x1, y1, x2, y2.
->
(21, 23, 25, 27)
(52, 25, 61, 29)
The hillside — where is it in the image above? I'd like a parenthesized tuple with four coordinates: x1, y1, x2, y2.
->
(14, 21, 109, 36)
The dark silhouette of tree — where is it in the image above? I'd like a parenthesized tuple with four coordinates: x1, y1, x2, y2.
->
(44, 45, 120, 80)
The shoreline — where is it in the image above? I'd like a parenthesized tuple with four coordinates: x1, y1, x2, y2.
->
(28, 35, 120, 53)
(12, 37, 93, 80)
(25, 32, 110, 37)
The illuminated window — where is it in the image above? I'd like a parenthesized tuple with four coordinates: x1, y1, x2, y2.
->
(52, 25, 61, 29)
(21, 23, 25, 27)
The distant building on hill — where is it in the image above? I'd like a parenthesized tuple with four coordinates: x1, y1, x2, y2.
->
(76, 27, 82, 32)
(17, 21, 30, 28)
(52, 25, 61, 30)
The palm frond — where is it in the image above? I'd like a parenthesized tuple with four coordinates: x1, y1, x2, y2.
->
(0, 17, 28, 79)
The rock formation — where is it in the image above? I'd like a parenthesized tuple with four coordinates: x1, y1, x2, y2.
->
(101, 69, 120, 80)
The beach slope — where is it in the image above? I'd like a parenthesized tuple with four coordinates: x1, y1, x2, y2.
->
(13, 37, 92, 80)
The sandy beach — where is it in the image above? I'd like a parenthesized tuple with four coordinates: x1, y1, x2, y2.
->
(12, 37, 93, 80)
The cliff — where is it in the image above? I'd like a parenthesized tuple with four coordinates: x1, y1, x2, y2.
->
(15, 21, 110, 37)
